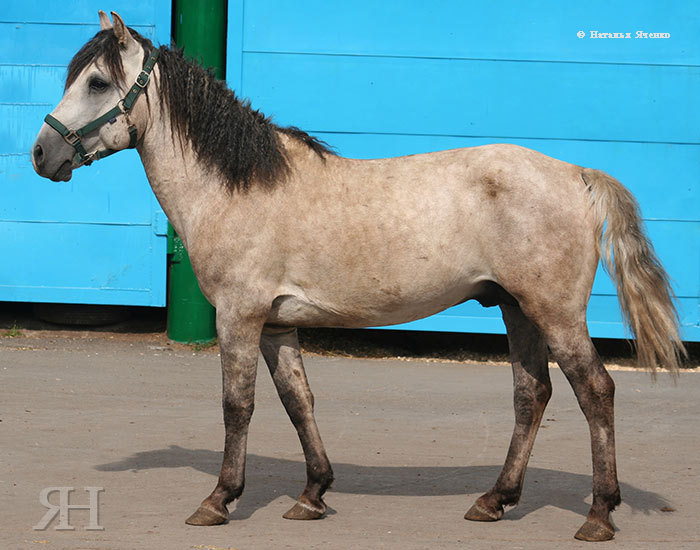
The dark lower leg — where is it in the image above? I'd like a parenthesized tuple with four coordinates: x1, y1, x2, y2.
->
(189, 398, 254, 523)
(186, 314, 262, 526)
(261, 327, 334, 519)
(466, 305, 551, 521)
(549, 328, 620, 541)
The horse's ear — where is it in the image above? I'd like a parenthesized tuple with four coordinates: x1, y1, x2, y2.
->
(110, 11, 137, 50)
(98, 10, 113, 31)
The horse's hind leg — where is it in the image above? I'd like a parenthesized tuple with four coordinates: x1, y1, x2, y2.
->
(465, 304, 551, 522)
(545, 321, 620, 541)
(260, 326, 334, 520)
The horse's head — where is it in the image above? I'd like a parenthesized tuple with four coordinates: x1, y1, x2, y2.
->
(32, 11, 156, 181)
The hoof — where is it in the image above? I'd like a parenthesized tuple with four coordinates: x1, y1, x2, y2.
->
(574, 519, 615, 542)
(185, 505, 229, 526)
(283, 499, 325, 520)
(464, 501, 504, 522)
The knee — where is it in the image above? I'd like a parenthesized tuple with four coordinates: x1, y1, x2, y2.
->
(591, 371, 615, 401)
(222, 397, 254, 422)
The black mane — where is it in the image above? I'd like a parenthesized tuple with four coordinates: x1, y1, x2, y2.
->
(65, 29, 334, 192)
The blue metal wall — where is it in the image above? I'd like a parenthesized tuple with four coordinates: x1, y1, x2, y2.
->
(0, 2, 171, 306)
(2, 2, 698, 340)
(227, 0, 700, 341)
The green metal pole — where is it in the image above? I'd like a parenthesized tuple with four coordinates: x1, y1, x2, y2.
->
(167, 0, 226, 343)
(174, 0, 227, 79)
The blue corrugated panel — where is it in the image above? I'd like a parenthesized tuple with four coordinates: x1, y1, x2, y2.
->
(0, 1, 171, 306)
(228, 0, 700, 341)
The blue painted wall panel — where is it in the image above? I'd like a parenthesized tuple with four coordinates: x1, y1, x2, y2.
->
(229, 0, 699, 341)
(0, 152, 158, 225)
(0, 222, 163, 306)
(242, 53, 699, 145)
(243, 0, 700, 65)
(2, 2, 168, 24)
(0, 66, 65, 104)
(0, 22, 158, 66)
(0, 1, 171, 306)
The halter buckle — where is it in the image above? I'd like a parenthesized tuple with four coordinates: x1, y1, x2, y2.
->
(135, 70, 151, 88)
(64, 130, 81, 146)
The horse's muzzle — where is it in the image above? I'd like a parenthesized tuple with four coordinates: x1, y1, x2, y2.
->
(32, 129, 75, 182)
(50, 160, 74, 182)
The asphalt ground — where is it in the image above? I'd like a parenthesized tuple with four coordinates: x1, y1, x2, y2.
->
(1, 333, 699, 550)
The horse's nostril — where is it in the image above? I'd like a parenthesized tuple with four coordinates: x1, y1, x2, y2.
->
(33, 143, 44, 165)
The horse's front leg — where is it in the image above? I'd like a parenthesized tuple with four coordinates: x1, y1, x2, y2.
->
(260, 326, 334, 520)
(186, 308, 265, 526)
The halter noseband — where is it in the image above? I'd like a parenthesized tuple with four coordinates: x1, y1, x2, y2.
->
(44, 48, 160, 167)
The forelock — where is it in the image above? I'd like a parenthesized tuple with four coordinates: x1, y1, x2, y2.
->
(64, 28, 153, 91)
(65, 30, 125, 90)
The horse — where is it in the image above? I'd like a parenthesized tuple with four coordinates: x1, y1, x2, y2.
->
(31, 11, 685, 542)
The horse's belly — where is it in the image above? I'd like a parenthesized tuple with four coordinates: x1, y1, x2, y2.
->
(266, 282, 483, 329)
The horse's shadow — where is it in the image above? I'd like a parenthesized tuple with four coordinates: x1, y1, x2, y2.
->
(95, 445, 670, 521)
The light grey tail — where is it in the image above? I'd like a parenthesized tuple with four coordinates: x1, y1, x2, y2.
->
(582, 167, 686, 376)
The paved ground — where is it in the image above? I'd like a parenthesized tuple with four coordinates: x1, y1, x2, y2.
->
(1, 334, 699, 549)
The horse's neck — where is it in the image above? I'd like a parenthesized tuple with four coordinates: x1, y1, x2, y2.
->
(136, 104, 334, 259)
(137, 112, 228, 250)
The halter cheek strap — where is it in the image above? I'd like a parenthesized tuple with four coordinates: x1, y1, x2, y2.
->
(44, 48, 160, 167)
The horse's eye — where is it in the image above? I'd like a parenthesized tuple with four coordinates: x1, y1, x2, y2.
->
(88, 77, 109, 93)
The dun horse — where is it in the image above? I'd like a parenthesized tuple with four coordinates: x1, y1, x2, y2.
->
(32, 12, 684, 542)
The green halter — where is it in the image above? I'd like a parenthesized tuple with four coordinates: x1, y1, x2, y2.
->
(44, 48, 160, 167)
